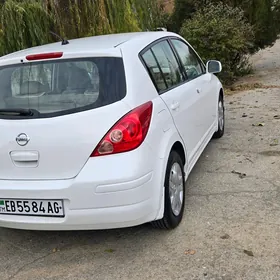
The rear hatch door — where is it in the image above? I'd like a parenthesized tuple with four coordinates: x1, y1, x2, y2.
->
(0, 53, 128, 180)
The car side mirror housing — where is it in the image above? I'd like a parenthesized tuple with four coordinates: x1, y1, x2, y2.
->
(206, 60, 222, 74)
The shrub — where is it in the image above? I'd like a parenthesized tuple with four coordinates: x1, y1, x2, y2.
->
(179, 3, 255, 84)
(172, 0, 280, 53)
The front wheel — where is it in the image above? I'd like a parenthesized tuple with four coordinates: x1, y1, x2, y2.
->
(151, 151, 185, 230)
(213, 95, 225, 139)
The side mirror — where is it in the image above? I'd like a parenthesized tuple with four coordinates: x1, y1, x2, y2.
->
(206, 60, 222, 74)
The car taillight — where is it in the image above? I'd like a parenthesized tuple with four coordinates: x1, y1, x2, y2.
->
(91, 101, 153, 157)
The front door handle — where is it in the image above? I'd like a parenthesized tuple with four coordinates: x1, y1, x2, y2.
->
(171, 102, 180, 111)
(196, 88, 202, 94)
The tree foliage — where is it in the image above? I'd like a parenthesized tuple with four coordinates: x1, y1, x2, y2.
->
(180, 2, 255, 83)
(132, 0, 168, 31)
(0, 0, 279, 85)
(170, 0, 280, 83)
(171, 0, 280, 51)
(168, 0, 197, 33)
(242, 0, 280, 50)
(0, 0, 168, 55)
(1, 0, 54, 55)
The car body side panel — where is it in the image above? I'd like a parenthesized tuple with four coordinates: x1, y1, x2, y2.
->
(119, 47, 160, 109)
(120, 46, 189, 221)
(121, 43, 188, 167)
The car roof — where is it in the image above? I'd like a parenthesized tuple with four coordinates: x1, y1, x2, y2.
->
(0, 31, 179, 63)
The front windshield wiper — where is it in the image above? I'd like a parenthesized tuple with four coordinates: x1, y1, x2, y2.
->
(0, 108, 40, 117)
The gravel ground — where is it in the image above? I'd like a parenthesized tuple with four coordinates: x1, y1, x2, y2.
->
(1, 41, 280, 280)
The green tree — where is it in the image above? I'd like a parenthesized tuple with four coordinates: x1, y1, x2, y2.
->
(0, 0, 168, 56)
(244, 0, 279, 50)
(132, 0, 168, 30)
(209, 0, 280, 51)
(105, 0, 140, 33)
(1, 0, 54, 55)
(171, 0, 280, 51)
(180, 2, 254, 83)
(168, 0, 203, 32)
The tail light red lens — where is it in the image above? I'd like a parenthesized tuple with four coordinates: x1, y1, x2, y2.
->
(91, 101, 153, 157)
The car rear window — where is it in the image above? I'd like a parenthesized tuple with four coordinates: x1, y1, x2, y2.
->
(0, 57, 126, 119)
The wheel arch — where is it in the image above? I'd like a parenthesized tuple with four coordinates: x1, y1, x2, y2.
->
(170, 141, 186, 167)
(154, 136, 188, 221)
(219, 88, 224, 100)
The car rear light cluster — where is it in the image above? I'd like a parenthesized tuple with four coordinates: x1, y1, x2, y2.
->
(91, 101, 153, 157)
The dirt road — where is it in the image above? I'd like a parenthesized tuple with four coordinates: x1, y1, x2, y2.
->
(1, 42, 280, 280)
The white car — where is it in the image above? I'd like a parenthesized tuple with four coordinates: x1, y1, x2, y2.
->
(0, 31, 224, 231)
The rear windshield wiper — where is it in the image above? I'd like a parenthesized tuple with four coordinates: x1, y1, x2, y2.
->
(0, 108, 40, 117)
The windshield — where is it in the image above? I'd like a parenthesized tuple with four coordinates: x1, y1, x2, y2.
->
(0, 57, 126, 119)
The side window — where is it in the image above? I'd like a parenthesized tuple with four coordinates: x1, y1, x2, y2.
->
(171, 39, 204, 80)
(142, 49, 167, 92)
(151, 40, 184, 88)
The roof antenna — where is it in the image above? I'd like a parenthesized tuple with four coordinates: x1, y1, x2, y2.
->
(50, 31, 69, 45)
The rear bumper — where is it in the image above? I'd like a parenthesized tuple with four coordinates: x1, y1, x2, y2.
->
(0, 145, 164, 230)
(0, 196, 155, 231)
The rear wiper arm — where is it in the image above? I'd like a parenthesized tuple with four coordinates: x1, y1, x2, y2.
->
(0, 108, 39, 116)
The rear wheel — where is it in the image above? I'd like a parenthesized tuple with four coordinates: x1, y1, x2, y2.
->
(213, 94, 225, 139)
(151, 151, 185, 229)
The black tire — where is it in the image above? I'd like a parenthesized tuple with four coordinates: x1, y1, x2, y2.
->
(151, 151, 185, 230)
(213, 94, 225, 139)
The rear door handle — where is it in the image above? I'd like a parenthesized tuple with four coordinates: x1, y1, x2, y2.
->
(10, 151, 39, 168)
(170, 102, 180, 111)
(10, 151, 39, 162)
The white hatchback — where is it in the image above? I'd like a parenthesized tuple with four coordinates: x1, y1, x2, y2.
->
(0, 31, 224, 231)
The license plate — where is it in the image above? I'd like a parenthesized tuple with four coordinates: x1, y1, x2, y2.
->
(0, 199, 64, 217)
